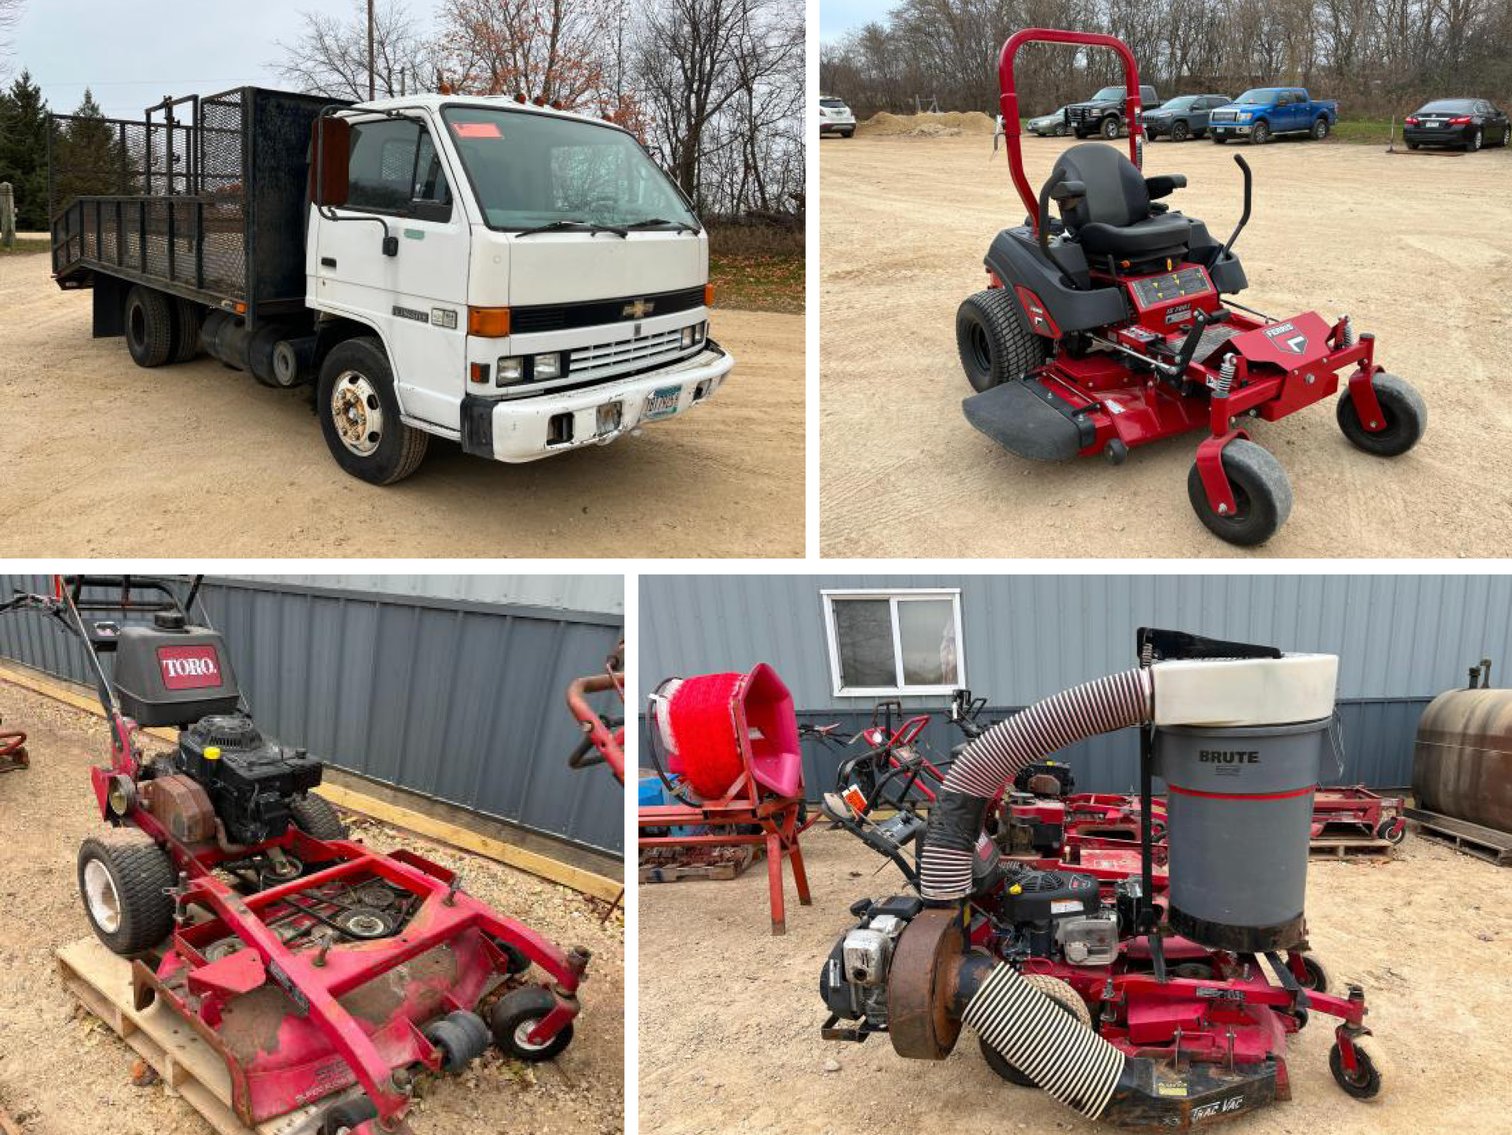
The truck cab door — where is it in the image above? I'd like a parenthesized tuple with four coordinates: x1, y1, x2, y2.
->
(313, 115, 470, 432)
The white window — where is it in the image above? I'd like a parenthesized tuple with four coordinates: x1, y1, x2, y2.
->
(821, 589, 964, 696)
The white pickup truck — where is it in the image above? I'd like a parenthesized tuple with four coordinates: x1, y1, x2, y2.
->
(48, 87, 734, 483)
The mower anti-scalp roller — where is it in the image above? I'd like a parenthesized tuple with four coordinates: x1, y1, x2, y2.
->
(958, 27, 1426, 546)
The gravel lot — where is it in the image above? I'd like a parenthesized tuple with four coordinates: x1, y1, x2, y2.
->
(0, 680, 624, 1135)
(0, 251, 802, 558)
(640, 823, 1512, 1135)
(820, 131, 1512, 556)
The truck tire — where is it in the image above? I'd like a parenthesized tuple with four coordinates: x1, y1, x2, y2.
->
(1311, 116, 1330, 140)
(124, 286, 176, 368)
(317, 337, 430, 485)
(1171, 119, 1191, 142)
(1249, 119, 1271, 144)
(1100, 115, 1120, 139)
(171, 298, 203, 364)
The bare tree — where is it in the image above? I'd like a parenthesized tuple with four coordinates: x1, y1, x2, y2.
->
(0, 0, 22, 75)
(274, 0, 438, 100)
(438, 0, 615, 108)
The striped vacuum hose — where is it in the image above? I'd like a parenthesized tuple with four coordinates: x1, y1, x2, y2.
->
(919, 667, 1154, 1121)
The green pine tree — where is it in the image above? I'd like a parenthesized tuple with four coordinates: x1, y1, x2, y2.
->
(52, 87, 132, 209)
(0, 70, 51, 230)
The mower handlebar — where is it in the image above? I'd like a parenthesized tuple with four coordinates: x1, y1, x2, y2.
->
(1219, 154, 1253, 265)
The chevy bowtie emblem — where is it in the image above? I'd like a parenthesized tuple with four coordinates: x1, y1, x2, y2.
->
(622, 298, 655, 319)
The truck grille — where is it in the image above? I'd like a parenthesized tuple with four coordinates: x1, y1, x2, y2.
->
(1210, 110, 1237, 122)
(569, 328, 693, 381)
(511, 285, 705, 334)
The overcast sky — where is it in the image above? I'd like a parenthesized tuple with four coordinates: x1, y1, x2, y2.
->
(819, 0, 890, 43)
(4, 0, 441, 120)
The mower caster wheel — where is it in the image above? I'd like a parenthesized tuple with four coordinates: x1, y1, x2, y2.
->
(320, 1096, 378, 1135)
(956, 289, 1050, 393)
(1377, 817, 1407, 844)
(77, 832, 177, 957)
(1297, 954, 1330, 993)
(1330, 1037, 1384, 1100)
(1103, 438, 1128, 466)
(1187, 439, 1293, 546)
(424, 1009, 492, 1072)
(491, 987, 575, 1062)
(1337, 372, 1426, 457)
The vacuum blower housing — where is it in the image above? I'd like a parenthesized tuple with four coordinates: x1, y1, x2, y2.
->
(111, 613, 241, 726)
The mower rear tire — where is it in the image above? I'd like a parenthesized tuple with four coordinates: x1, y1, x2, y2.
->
(1186, 439, 1293, 546)
(956, 289, 1049, 393)
(424, 1009, 492, 1072)
(491, 987, 574, 1062)
(124, 286, 176, 368)
(978, 974, 1090, 1087)
(321, 1097, 378, 1135)
(171, 298, 204, 364)
(77, 832, 177, 957)
(1336, 372, 1425, 457)
(317, 338, 430, 485)
(1330, 1037, 1384, 1099)
(290, 794, 349, 841)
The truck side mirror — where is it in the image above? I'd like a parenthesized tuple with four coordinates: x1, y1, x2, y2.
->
(311, 117, 351, 208)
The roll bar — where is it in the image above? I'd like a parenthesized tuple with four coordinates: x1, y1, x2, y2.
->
(998, 29, 1145, 227)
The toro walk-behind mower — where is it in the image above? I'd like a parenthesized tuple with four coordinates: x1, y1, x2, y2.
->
(820, 628, 1385, 1129)
(958, 29, 1426, 545)
(5, 577, 589, 1135)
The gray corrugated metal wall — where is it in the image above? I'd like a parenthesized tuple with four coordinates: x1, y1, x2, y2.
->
(220, 575, 623, 615)
(0, 575, 624, 855)
(640, 574, 1512, 796)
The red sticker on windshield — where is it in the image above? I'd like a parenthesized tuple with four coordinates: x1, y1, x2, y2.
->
(453, 122, 501, 138)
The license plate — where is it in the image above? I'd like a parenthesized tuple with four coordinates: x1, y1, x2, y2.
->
(644, 385, 682, 420)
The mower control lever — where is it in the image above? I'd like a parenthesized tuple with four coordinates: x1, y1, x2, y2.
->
(1220, 155, 1253, 264)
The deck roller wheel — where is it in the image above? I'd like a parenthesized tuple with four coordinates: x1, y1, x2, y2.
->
(1376, 817, 1407, 844)
(320, 1096, 378, 1135)
(884, 907, 966, 1060)
(1330, 1035, 1385, 1100)
(979, 974, 1091, 1086)
(424, 1009, 492, 1072)
(1297, 953, 1330, 992)
(492, 987, 575, 1062)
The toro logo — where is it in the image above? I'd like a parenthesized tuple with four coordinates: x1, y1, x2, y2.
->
(156, 645, 222, 691)
(1263, 321, 1308, 355)
(1199, 749, 1260, 764)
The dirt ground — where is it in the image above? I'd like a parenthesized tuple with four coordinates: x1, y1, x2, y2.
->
(820, 131, 1512, 556)
(639, 824, 1512, 1135)
(0, 251, 802, 558)
(0, 680, 624, 1135)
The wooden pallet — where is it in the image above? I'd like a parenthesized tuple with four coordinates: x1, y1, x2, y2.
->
(55, 937, 361, 1135)
(1308, 836, 1394, 858)
(638, 846, 759, 884)
(1405, 807, 1512, 866)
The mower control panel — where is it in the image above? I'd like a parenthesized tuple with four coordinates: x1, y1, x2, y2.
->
(1129, 266, 1213, 311)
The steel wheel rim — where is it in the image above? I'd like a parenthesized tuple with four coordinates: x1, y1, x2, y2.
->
(331, 371, 384, 456)
(513, 1017, 551, 1051)
(83, 858, 122, 933)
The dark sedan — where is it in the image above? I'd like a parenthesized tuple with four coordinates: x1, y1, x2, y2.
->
(1143, 94, 1231, 141)
(1403, 98, 1510, 151)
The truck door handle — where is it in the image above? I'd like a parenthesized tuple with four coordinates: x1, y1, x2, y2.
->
(320, 257, 337, 268)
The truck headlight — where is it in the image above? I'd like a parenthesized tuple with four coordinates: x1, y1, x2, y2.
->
(680, 325, 697, 349)
(1237, 111, 1251, 121)
(496, 356, 525, 386)
(534, 352, 562, 380)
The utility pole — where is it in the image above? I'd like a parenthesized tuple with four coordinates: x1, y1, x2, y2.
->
(367, 0, 376, 100)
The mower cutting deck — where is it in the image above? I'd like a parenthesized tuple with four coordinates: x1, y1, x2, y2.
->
(6, 577, 588, 1135)
(957, 28, 1425, 546)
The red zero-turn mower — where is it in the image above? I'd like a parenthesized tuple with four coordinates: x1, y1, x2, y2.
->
(820, 629, 1385, 1129)
(957, 29, 1426, 545)
(4, 577, 588, 1135)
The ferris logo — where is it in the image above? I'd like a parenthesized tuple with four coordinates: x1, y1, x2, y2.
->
(1263, 321, 1309, 355)
(156, 645, 223, 691)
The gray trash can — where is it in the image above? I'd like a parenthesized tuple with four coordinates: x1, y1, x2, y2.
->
(1155, 718, 1331, 952)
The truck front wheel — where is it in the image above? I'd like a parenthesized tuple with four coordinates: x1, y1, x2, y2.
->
(124, 286, 175, 368)
(317, 338, 429, 485)
(1100, 116, 1120, 139)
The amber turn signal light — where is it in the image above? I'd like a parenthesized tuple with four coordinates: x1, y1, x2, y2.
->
(468, 307, 511, 337)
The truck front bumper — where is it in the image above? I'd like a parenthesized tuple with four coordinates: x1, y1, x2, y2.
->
(473, 341, 734, 463)
(1211, 123, 1252, 137)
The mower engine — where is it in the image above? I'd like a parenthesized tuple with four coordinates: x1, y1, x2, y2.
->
(170, 716, 322, 845)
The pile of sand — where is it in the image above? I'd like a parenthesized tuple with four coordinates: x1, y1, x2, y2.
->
(857, 110, 996, 137)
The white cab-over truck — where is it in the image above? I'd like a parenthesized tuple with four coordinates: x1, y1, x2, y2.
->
(48, 87, 733, 483)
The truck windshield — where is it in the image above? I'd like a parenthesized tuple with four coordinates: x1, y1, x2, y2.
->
(1092, 87, 1124, 101)
(442, 106, 700, 233)
(1233, 90, 1275, 104)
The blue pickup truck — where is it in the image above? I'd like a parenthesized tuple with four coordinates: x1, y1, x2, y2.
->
(1207, 88, 1338, 144)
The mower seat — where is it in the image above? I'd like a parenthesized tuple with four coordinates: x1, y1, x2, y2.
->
(1048, 143, 1192, 264)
